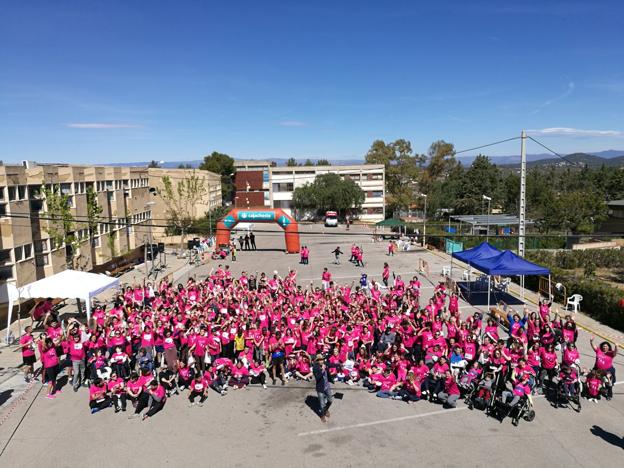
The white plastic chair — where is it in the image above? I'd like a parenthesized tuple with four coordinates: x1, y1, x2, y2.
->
(442, 266, 451, 277)
(462, 270, 470, 281)
(498, 277, 511, 293)
(566, 294, 583, 313)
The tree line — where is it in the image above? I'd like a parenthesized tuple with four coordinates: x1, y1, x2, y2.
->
(365, 139, 622, 234)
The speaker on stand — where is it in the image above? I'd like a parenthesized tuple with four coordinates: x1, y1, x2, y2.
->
(158, 242, 166, 268)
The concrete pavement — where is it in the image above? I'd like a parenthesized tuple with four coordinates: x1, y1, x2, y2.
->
(0, 224, 623, 467)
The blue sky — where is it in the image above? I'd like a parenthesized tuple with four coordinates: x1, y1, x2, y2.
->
(1, 0, 623, 164)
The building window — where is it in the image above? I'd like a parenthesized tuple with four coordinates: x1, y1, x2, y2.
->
(0, 266, 14, 281)
(8, 186, 17, 201)
(274, 200, 292, 209)
(18, 185, 27, 199)
(34, 239, 49, 253)
(93, 236, 101, 248)
(60, 183, 72, 195)
(0, 187, 4, 201)
(371, 190, 383, 198)
(272, 183, 294, 192)
(24, 244, 33, 259)
(367, 173, 383, 181)
(0, 249, 11, 264)
(35, 254, 49, 267)
(14, 246, 23, 262)
(0, 203, 7, 217)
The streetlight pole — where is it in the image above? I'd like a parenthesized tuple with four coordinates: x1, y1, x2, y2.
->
(482, 195, 492, 242)
(420, 193, 427, 247)
(145, 201, 156, 278)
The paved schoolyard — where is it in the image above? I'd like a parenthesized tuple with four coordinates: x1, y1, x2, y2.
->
(0, 223, 623, 467)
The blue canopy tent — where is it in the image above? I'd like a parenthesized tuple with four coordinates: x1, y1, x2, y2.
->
(450, 241, 501, 279)
(452, 241, 501, 265)
(471, 250, 550, 276)
(470, 250, 551, 311)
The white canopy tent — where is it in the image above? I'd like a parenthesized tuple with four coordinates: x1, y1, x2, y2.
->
(4, 270, 120, 341)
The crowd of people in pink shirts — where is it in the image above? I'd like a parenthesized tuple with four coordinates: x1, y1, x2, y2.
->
(16, 262, 618, 423)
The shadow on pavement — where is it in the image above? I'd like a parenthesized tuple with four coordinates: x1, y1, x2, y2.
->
(305, 395, 320, 416)
(0, 389, 14, 407)
(590, 425, 624, 449)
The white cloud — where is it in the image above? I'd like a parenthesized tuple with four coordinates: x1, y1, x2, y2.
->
(279, 120, 306, 127)
(527, 127, 624, 137)
(531, 81, 575, 114)
(65, 123, 142, 129)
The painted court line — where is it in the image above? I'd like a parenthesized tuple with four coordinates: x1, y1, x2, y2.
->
(297, 407, 465, 436)
(297, 381, 624, 437)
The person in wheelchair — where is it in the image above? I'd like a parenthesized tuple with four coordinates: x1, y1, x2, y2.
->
(558, 365, 580, 400)
(458, 362, 482, 392)
(500, 374, 533, 416)
(470, 372, 496, 411)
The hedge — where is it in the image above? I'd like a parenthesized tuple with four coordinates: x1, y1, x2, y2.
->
(522, 261, 624, 333)
(526, 249, 624, 271)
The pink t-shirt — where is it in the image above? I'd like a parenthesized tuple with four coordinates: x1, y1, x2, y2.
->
(69, 341, 86, 361)
(595, 350, 614, 370)
(42, 347, 59, 369)
(20, 334, 35, 357)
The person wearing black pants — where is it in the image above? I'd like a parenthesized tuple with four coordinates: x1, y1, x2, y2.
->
(250, 232, 256, 250)
(188, 378, 208, 406)
(112, 392, 127, 413)
(89, 378, 111, 414)
(131, 381, 166, 420)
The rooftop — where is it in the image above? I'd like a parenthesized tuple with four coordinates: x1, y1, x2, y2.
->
(450, 214, 534, 226)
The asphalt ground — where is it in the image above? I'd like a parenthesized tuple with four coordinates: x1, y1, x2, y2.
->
(0, 223, 622, 467)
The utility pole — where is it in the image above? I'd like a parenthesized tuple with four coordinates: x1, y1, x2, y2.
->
(518, 130, 527, 257)
(420, 193, 427, 247)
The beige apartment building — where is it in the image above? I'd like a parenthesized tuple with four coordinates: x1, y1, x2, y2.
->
(147, 167, 222, 239)
(0, 163, 221, 289)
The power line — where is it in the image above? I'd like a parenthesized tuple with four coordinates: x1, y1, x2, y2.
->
(527, 136, 580, 167)
(454, 136, 521, 155)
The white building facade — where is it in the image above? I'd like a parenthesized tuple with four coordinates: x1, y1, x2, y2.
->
(234, 162, 385, 223)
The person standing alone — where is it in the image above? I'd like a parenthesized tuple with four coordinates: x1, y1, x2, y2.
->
(313, 353, 334, 423)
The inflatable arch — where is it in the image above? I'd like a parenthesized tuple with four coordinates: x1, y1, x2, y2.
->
(215, 208, 300, 253)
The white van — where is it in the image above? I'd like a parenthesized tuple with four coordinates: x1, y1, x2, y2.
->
(324, 211, 338, 227)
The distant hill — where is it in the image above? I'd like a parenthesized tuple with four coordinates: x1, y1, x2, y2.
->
(107, 157, 365, 169)
(108, 149, 624, 169)
(499, 151, 624, 169)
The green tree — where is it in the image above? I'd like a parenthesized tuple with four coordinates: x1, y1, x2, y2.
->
(286, 157, 300, 167)
(420, 140, 458, 194)
(454, 155, 501, 214)
(177, 163, 193, 169)
(292, 173, 365, 217)
(188, 206, 229, 235)
(316, 158, 331, 166)
(86, 186, 103, 268)
(42, 184, 77, 267)
(199, 151, 235, 202)
(147, 160, 161, 168)
(159, 172, 209, 249)
(364, 139, 423, 215)
(540, 190, 607, 234)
